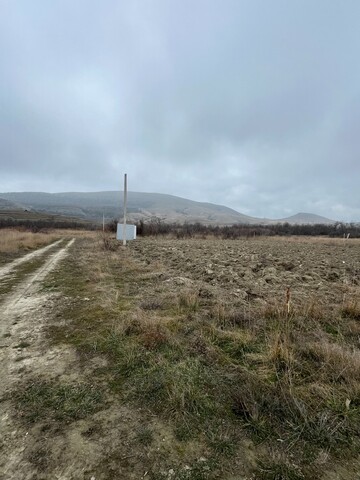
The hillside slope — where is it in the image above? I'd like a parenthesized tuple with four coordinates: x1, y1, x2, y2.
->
(0, 191, 261, 224)
(0, 191, 335, 225)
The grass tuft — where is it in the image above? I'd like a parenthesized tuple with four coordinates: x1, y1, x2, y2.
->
(136, 425, 154, 446)
(256, 457, 305, 480)
(178, 289, 200, 313)
(341, 300, 360, 320)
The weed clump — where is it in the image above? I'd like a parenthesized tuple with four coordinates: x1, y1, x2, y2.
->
(99, 232, 118, 251)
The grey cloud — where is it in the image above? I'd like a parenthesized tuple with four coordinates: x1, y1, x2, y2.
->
(0, 0, 359, 220)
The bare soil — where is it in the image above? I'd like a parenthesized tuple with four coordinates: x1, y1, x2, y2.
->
(131, 236, 360, 312)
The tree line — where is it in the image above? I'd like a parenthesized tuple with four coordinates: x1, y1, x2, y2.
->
(0, 217, 98, 232)
(3, 215, 358, 238)
(108, 218, 360, 238)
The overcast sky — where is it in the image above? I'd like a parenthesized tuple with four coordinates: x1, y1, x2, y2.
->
(1, 1, 359, 221)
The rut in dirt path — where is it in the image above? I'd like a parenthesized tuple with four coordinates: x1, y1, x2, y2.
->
(0, 238, 75, 338)
(0, 237, 76, 478)
(0, 238, 64, 280)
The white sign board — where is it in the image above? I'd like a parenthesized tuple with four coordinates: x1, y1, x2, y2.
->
(116, 224, 137, 241)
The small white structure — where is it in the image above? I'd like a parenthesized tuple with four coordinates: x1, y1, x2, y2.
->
(116, 223, 137, 241)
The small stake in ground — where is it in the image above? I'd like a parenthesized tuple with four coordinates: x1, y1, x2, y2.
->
(123, 173, 127, 247)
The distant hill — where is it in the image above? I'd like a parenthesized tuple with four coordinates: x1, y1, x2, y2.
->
(0, 197, 26, 211)
(0, 196, 92, 226)
(0, 191, 261, 224)
(0, 191, 335, 225)
(272, 212, 335, 225)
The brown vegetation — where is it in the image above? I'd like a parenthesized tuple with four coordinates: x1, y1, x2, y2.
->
(0, 228, 60, 253)
(130, 218, 360, 239)
(6, 233, 360, 479)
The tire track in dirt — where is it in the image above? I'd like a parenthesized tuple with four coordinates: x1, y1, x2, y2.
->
(0, 239, 75, 339)
(0, 238, 76, 479)
(0, 239, 64, 280)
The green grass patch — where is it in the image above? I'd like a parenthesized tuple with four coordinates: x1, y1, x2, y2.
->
(14, 380, 105, 424)
(0, 256, 46, 295)
(129, 357, 223, 419)
(207, 328, 259, 364)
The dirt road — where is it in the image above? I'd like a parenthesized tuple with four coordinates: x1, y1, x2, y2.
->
(0, 239, 75, 479)
(0, 239, 64, 280)
(0, 239, 74, 339)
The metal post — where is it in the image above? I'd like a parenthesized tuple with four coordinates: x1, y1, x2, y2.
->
(123, 173, 127, 246)
(102, 213, 105, 232)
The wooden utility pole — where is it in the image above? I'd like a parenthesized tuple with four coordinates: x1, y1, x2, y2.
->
(122, 173, 127, 246)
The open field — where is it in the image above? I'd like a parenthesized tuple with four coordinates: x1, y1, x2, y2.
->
(0, 233, 359, 479)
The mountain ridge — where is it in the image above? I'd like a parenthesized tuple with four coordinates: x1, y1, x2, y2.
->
(0, 191, 335, 225)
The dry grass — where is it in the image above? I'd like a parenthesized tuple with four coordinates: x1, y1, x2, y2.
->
(299, 341, 360, 383)
(341, 299, 360, 320)
(0, 228, 60, 253)
(272, 235, 360, 246)
(177, 288, 200, 312)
